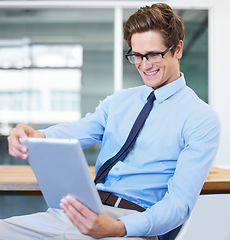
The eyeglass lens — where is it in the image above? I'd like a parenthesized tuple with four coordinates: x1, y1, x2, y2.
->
(128, 53, 162, 64)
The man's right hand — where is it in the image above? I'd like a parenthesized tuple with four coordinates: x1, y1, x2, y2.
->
(7, 124, 45, 160)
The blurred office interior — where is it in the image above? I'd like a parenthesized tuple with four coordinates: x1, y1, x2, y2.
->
(0, 2, 208, 165)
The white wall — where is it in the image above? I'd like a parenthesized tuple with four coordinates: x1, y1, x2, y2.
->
(209, 4, 230, 166)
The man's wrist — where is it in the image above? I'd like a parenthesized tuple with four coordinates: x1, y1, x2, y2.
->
(115, 220, 127, 237)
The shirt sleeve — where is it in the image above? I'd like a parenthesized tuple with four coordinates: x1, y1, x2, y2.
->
(119, 109, 220, 237)
(43, 96, 110, 149)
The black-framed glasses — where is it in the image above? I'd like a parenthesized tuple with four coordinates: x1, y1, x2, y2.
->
(125, 45, 174, 64)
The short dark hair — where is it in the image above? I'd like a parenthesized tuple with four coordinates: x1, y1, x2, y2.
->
(123, 3, 185, 55)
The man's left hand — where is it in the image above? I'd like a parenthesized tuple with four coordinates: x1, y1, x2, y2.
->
(60, 196, 127, 239)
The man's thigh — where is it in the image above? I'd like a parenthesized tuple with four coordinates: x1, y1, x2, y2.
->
(0, 208, 73, 240)
(0, 206, 157, 240)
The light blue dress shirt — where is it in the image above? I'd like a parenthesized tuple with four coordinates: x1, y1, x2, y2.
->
(44, 73, 220, 237)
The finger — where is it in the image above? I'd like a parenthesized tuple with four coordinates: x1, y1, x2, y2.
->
(8, 136, 28, 159)
(65, 196, 95, 218)
(15, 124, 29, 140)
(8, 124, 34, 158)
(61, 197, 98, 228)
(10, 135, 27, 151)
(60, 200, 89, 234)
(63, 198, 99, 235)
(9, 147, 28, 160)
(63, 203, 83, 224)
(61, 197, 86, 220)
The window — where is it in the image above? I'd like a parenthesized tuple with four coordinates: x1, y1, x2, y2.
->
(51, 90, 80, 112)
(0, 8, 114, 166)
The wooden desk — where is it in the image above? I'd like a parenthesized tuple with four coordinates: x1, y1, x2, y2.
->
(0, 165, 40, 195)
(0, 165, 229, 195)
(0, 165, 95, 195)
(201, 167, 230, 194)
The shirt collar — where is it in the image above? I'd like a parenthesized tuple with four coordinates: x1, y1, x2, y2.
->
(153, 72, 186, 103)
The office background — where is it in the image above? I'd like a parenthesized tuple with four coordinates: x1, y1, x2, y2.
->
(0, 0, 229, 239)
(0, 1, 210, 165)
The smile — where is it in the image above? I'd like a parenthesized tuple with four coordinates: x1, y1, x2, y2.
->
(144, 70, 159, 76)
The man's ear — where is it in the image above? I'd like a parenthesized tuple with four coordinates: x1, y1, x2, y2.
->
(175, 40, 183, 60)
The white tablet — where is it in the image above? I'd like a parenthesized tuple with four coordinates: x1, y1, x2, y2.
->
(20, 138, 104, 214)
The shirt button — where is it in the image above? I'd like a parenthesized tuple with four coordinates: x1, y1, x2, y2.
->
(106, 182, 112, 186)
(115, 167, 119, 171)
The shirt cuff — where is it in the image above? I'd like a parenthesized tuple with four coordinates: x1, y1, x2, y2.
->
(119, 211, 151, 237)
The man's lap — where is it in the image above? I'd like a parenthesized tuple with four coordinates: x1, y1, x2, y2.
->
(0, 206, 157, 240)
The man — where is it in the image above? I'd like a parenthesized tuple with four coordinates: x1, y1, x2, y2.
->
(2, 3, 220, 240)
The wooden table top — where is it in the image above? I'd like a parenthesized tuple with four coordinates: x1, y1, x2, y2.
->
(202, 167, 230, 194)
(0, 165, 229, 194)
(0, 165, 95, 194)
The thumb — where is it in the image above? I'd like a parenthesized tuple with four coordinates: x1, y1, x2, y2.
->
(20, 133, 28, 141)
(16, 124, 31, 141)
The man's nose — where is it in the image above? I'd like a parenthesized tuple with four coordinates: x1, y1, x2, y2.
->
(141, 56, 152, 69)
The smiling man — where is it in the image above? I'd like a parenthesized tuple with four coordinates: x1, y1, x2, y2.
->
(2, 3, 220, 240)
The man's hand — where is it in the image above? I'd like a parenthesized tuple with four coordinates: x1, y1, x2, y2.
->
(60, 196, 127, 239)
(8, 123, 45, 160)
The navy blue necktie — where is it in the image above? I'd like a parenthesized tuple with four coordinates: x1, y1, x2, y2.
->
(94, 91, 155, 184)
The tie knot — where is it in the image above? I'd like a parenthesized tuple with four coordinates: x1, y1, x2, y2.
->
(147, 91, 155, 102)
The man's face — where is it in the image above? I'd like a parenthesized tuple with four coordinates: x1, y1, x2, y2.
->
(131, 31, 183, 90)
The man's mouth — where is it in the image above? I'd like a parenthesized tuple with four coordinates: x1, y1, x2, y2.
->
(144, 70, 159, 76)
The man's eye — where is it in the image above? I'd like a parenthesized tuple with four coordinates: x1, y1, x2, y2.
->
(149, 53, 158, 57)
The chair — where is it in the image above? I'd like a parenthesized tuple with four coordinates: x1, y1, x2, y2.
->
(174, 194, 230, 239)
(158, 225, 183, 240)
